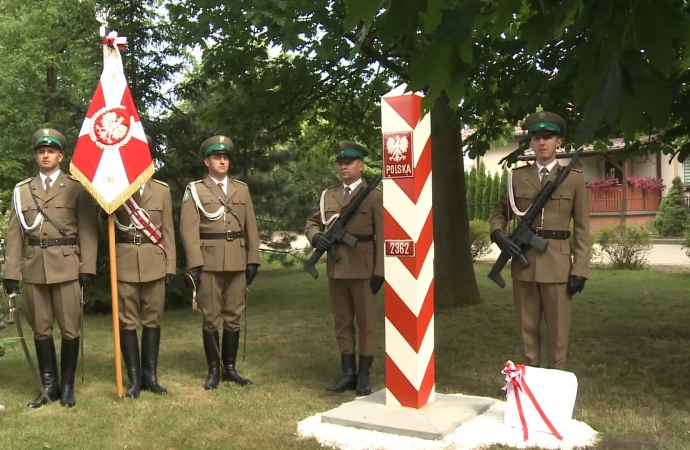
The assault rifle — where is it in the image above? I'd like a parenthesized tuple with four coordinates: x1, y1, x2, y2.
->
(304, 174, 383, 279)
(487, 148, 584, 288)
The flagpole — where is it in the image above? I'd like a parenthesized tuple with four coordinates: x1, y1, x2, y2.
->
(108, 216, 124, 398)
(97, 8, 123, 399)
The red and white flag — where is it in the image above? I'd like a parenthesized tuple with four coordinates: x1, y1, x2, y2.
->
(70, 31, 154, 214)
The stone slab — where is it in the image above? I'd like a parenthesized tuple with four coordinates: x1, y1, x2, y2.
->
(320, 389, 495, 440)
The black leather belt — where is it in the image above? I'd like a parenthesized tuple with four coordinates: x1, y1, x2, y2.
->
(352, 234, 375, 242)
(117, 236, 152, 245)
(531, 229, 571, 240)
(200, 231, 246, 241)
(28, 237, 78, 248)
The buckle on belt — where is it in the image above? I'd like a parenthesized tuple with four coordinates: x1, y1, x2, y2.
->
(226, 231, 235, 241)
(133, 231, 142, 245)
(39, 236, 48, 248)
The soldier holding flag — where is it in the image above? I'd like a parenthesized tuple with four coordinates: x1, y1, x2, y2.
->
(100, 135, 176, 398)
(3, 129, 98, 408)
(180, 136, 261, 390)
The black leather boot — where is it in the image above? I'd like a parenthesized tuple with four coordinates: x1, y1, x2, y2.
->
(356, 355, 374, 396)
(141, 327, 167, 394)
(222, 329, 252, 386)
(120, 329, 142, 398)
(203, 330, 221, 390)
(27, 337, 60, 408)
(59, 337, 80, 407)
(326, 354, 357, 392)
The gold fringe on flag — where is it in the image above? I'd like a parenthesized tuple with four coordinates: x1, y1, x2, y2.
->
(69, 162, 155, 214)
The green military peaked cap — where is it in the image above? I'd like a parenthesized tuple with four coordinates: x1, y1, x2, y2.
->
(32, 128, 66, 152)
(523, 111, 566, 136)
(333, 140, 368, 161)
(200, 135, 233, 158)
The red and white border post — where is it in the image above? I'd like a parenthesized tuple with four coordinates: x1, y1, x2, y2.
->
(381, 85, 435, 409)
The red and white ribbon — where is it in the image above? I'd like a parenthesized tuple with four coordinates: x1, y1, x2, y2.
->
(102, 31, 127, 50)
(118, 196, 166, 254)
(502, 361, 564, 442)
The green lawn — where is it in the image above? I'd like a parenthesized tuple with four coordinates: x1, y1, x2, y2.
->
(0, 263, 688, 449)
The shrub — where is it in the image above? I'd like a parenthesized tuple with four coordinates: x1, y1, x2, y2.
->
(568, 220, 601, 264)
(653, 176, 687, 236)
(595, 224, 652, 269)
(469, 220, 492, 261)
(682, 228, 690, 261)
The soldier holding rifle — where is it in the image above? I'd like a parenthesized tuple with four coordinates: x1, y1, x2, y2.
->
(489, 112, 590, 370)
(304, 141, 384, 396)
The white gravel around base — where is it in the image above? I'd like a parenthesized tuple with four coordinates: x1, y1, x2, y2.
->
(296, 395, 599, 450)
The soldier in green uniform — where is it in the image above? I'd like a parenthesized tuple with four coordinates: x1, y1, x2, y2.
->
(490, 112, 591, 370)
(3, 128, 98, 408)
(180, 136, 261, 390)
(304, 141, 384, 396)
(105, 135, 176, 398)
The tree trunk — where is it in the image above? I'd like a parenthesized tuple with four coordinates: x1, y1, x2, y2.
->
(431, 92, 480, 308)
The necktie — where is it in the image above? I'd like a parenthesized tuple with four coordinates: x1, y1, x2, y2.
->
(343, 186, 351, 202)
(540, 167, 549, 186)
(45, 178, 51, 195)
(218, 182, 224, 195)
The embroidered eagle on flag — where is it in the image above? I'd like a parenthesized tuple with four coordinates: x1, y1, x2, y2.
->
(70, 31, 154, 214)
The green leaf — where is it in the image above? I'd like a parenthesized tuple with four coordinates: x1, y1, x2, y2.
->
(488, 0, 522, 38)
(459, 37, 472, 64)
(420, 0, 455, 34)
(593, 141, 608, 152)
(342, 0, 383, 31)
(573, 51, 630, 148)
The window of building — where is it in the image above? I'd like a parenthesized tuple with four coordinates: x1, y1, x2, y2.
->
(604, 161, 623, 183)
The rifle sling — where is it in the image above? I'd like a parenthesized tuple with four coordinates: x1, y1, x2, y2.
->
(215, 195, 242, 232)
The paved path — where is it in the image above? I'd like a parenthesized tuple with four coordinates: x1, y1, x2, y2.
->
(476, 243, 689, 266)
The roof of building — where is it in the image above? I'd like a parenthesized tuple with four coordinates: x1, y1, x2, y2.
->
(518, 134, 661, 160)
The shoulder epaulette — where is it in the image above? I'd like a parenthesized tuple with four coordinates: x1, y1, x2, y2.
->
(374, 186, 382, 191)
(325, 184, 340, 190)
(65, 175, 78, 181)
(151, 179, 169, 187)
(231, 179, 247, 186)
(512, 164, 530, 170)
(572, 168, 583, 173)
(188, 180, 203, 187)
(15, 177, 32, 187)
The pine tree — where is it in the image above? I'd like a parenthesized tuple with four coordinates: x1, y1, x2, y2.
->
(653, 176, 688, 235)
(481, 171, 493, 220)
(474, 161, 487, 220)
(491, 172, 501, 209)
(500, 167, 508, 198)
(466, 165, 477, 219)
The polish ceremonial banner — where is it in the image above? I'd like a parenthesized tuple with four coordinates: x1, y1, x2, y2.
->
(70, 32, 153, 214)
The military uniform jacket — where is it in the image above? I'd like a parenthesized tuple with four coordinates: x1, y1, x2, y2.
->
(110, 179, 176, 283)
(490, 163, 591, 283)
(3, 173, 98, 284)
(180, 175, 261, 272)
(304, 182, 384, 280)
